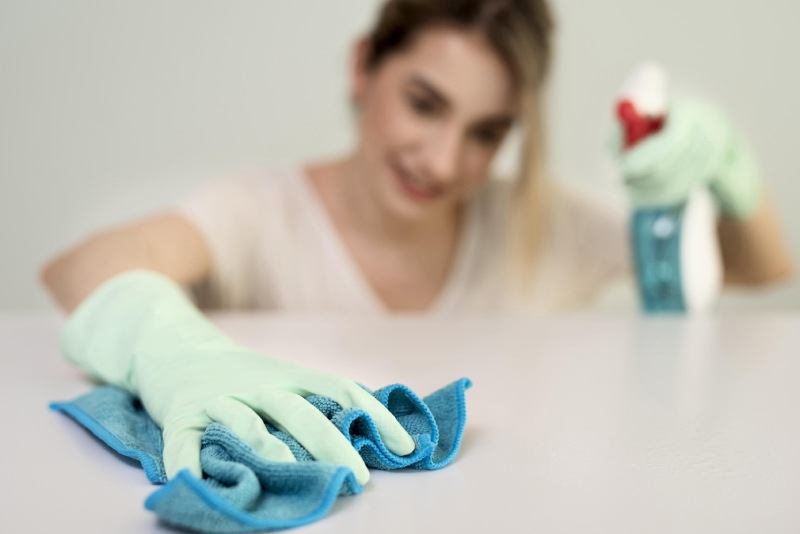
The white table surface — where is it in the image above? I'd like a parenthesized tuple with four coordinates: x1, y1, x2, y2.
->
(2, 312, 800, 533)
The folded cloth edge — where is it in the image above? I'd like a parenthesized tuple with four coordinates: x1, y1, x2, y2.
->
(144, 464, 358, 531)
(49, 377, 472, 532)
(49, 400, 165, 483)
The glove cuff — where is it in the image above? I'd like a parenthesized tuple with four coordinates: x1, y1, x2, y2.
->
(60, 270, 221, 393)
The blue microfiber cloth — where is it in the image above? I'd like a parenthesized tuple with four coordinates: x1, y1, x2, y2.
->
(50, 378, 471, 533)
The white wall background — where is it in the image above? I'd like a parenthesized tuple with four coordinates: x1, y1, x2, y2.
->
(1, 0, 797, 311)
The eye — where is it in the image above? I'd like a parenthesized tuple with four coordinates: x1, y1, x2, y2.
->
(472, 128, 505, 146)
(407, 93, 437, 116)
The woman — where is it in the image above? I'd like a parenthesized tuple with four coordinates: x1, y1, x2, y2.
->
(40, 0, 792, 486)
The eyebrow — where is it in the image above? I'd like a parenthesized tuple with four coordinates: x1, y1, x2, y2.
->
(408, 74, 448, 106)
(407, 74, 516, 128)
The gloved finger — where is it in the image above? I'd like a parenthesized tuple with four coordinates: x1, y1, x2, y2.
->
(638, 99, 732, 181)
(620, 97, 707, 180)
(162, 421, 205, 480)
(243, 387, 371, 486)
(620, 125, 678, 180)
(205, 396, 297, 464)
(301, 375, 415, 457)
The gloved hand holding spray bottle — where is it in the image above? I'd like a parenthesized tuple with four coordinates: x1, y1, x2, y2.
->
(612, 62, 764, 313)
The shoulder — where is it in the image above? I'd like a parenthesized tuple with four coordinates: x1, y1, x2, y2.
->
(186, 165, 298, 201)
(176, 165, 307, 222)
(173, 166, 306, 309)
(172, 165, 312, 272)
(541, 181, 631, 296)
(471, 177, 625, 232)
(466, 177, 630, 311)
(547, 181, 627, 236)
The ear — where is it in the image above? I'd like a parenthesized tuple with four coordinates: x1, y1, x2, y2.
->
(349, 36, 372, 107)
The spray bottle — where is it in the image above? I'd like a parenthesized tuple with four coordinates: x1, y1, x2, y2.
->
(616, 63, 722, 313)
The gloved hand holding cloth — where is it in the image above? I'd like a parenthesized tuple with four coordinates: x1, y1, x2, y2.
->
(60, 270, 416, 485)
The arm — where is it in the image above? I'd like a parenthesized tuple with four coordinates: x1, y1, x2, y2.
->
(718, 194, 794, 286)
(613, 97, 794, 291)
(40, 212, 414, 484)
(40, 213, 211, 313)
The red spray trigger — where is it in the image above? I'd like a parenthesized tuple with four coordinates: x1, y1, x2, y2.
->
(616, 62, 669, 150)
(617, 100, 665, 150)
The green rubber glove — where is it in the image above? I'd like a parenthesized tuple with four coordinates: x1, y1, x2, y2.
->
(610, 98, 763, 219)
(60, 270, 415, 484)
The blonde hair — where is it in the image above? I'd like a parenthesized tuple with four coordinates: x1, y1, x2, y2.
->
(364, 0, 556, 289)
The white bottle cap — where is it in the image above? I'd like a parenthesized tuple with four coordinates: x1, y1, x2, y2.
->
(618, 61, 669, 117)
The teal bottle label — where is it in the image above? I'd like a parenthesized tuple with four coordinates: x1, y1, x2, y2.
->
(631, 205, 686, 312)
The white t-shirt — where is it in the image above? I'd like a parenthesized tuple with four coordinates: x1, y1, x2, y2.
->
(175, 166, 630, 314)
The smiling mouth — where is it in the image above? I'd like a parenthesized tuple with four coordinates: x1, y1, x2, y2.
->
(389, 161, 443, 202)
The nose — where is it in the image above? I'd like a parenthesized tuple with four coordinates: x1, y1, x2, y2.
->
(422, 127, 461, 185)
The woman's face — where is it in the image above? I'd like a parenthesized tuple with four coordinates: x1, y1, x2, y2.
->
(351, 26, 519, 221)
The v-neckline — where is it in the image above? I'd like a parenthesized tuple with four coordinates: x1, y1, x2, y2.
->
(293, 165, 479, 315)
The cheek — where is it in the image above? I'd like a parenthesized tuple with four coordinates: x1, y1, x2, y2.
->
(360, 87, 419, 152)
